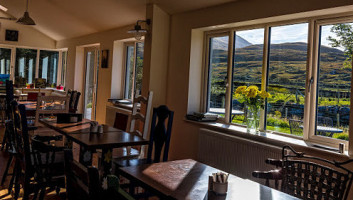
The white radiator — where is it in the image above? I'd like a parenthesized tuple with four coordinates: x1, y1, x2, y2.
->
(198, 128, 282, 182)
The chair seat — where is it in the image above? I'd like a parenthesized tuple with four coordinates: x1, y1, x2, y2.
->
(113, 158, 148, 168)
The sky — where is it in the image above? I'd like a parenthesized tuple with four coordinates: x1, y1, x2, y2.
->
(236, 23, 343, 50)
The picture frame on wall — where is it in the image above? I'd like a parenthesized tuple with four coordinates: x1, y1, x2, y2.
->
(5, 29, 18, 41)
(101, 49, 109, 68)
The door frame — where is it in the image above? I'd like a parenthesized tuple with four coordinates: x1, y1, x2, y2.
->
(82, 46, 99, 120)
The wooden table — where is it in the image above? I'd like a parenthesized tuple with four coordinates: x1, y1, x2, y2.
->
(40, 118, 149, 176)
(118, 159, 299, 200)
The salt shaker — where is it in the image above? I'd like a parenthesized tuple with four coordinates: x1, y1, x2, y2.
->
(339, 143, 345, 153)
(98, 125, 104, 133)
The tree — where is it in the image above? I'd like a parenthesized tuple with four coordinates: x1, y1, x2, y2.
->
(328, 24, 353, 68)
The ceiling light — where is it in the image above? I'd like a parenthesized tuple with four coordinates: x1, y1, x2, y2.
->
(128, 19, 151, 40)
(0, 5, 8, 12)
(17, 0, 35, 25)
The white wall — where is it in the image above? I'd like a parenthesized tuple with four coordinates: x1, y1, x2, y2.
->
(0, 18, 55, 48)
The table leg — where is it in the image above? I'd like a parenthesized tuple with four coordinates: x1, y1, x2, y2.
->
(100, 148, 113, 177)
(79, 146, 92, 166)
(64, 136, 73, 149)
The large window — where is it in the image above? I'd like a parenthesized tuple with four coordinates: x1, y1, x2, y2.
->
(204, 17, 353, 148)
(39, 50, 59, 86)
(124, 42, 144, 100)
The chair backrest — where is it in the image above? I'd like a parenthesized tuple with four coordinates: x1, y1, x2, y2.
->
(281, 146, 353, 200)
(146, 105, 174, 163)
(12, 101, 33, 172)
(68, 90, 81, 113)
(129, 91, 153, 139)
(288, 119, 302, 136)
(35, 95, 70, 126)
(317, 116, 333, 127)
(64, 149, 101, 200)
(114, 112, 129, 131)
(5, 80, 14, 119)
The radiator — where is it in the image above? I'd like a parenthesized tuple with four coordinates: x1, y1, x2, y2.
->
(198, 128, 282, 182)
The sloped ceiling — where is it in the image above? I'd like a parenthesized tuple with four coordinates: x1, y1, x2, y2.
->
(0, 0, 236, 41)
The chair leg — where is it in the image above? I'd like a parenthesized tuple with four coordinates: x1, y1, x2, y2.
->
(1, 154, 13, 185)
(22, 174, 32, 200)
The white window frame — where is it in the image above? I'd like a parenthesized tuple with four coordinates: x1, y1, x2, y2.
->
(203, 16, 353, 150)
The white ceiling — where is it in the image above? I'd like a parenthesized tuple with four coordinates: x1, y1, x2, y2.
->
(0, 0, 236, 41)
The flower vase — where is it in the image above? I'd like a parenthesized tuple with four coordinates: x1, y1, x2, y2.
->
(246, 105, 260, 134)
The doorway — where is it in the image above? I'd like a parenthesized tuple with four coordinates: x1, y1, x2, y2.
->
(83, 46, 99, 120)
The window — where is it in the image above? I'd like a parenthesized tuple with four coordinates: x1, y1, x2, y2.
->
(61, 51, 68, 86)
(204, 17, 353, 148)
(266, 23, 308, 136)
(123, 42, 144, 100)
(314, 22, 352, 142)
(207, 35, 229, 117)
(0, 48, 11, 74)
(15, 48, 37, 85)
(232, 29, 264, 124)
(39, 50, 59, 86)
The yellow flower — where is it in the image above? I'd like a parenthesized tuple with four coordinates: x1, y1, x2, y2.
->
(245, 85, 259, 98)
(104, 150, 112, 163)
(259, 90, 271, 98)
(235, 86, 247, 94)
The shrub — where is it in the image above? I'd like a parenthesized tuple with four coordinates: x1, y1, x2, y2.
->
(266, 117, 290, 128)
(333, 133, 349, 141)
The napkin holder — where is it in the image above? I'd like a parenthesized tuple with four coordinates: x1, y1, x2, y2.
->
(57, 113, 83, 123)
(208, 173, 228, 195)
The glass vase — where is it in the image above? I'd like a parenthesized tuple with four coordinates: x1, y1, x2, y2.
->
(246, 105, 260, 134)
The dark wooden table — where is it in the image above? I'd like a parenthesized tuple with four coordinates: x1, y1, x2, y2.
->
(118, 159, 299, 200)
(40, 118, 149, 176)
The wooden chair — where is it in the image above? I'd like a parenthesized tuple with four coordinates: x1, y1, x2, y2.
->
(114, 105, 174, 167)
(1, 80, 14, 151)
(252, 145, 353, 200)
(11, 101, 65, 200)
(68, 90, 81, 113)
(64, 149, 134, 200)
(27, 92, 45, 101)
(114, 112, 129, 131)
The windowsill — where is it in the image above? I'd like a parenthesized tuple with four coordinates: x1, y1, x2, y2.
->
(184, 119, 350, 159)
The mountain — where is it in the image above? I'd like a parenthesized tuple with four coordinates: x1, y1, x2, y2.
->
(212, 35, 252, 50)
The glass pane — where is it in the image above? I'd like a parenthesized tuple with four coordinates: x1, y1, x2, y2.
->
(15, 48, 37, 86)
(61, 51, 67, 86)
(39, 50, 59, 87)
(84, 50, 98, 120)
(207, 36, 229, 117)
(232, 28, 264, 125)
(266, 23, 308, 136)
(124, 45, 135, 99)
(316, 23, 352, 141)
(0, 48, 11, 75)
(134, 42, 144, 96)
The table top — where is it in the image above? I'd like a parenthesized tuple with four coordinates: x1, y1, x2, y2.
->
(118, 159, 298, 200)
(40, 118, 149, 150)
(209, 108, 244, 115)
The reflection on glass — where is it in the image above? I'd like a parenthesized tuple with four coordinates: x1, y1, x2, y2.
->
(266, 23, 308, 136)
(316, 23, 352, 141)
(15, 48, 37, 85)
(232, 28, 264, 124)
(0, 48, 11, 74)
(124, 45, 135, 99)
(207, 36, 229, 117)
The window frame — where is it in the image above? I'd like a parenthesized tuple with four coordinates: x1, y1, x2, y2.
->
(122, 41, 144, 100)
(202, 16, 353, 150)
